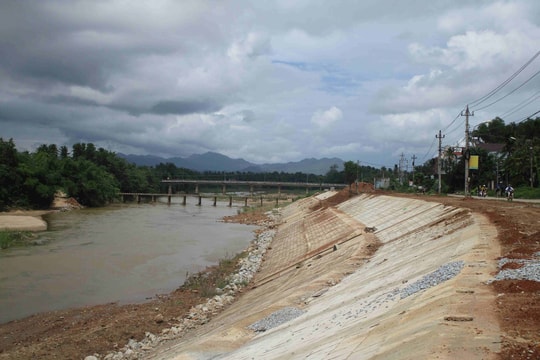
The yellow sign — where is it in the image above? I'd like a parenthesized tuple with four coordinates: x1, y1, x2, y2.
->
(469, 155, 479, 170)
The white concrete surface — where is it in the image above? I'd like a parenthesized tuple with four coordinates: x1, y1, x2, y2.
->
(149, 193, 501, 360)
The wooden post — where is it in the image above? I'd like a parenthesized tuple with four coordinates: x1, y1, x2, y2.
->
(260, 196, 263, 207)
(197, 196, 202, 206)
(244, 197, 248, 207)
(167, 195, 171, 205)
(182, 195, 186, 205)
(275, 197, 278, 206)
(213, 196, 217, 206)
(229, 196, 232, 207)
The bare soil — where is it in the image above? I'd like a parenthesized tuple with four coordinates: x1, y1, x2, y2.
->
(0, 192, 539, 359)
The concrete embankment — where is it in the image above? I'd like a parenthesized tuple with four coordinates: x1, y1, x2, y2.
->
(149, 192, 501, 359)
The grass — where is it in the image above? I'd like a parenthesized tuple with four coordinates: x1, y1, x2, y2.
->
(514, 186, 540, 199)
(0, 231, 34, 249)
(182, 251, 249, 298)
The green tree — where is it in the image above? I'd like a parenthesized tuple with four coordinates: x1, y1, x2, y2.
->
(0, 138, 21, 210)
(325, 164, 343, 184)
(61, 158, 119, 207)
(17, 147, 62, 208)
(343, 161, 359, 185)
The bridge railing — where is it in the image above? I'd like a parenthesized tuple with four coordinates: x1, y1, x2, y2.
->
(160, 179, 346, 188)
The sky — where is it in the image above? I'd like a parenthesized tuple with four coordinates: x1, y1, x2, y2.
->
(1, 0, 539, 169)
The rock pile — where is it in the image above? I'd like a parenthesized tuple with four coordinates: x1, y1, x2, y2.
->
(85, 210, 279, 360)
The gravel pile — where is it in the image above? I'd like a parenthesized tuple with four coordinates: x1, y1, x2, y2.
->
(400, 261, 465, 299)
(247, 307, 306, 332)
(488, 254, 540, 283)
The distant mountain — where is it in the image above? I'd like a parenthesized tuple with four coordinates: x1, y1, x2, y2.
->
(118, 152, 344, 175)
(247, 157, 344, 175)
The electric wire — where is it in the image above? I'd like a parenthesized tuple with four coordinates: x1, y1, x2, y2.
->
(499, 89, 540, 119)
(468, 50, 540, 108)
(472, 69, 540, 112)
(514, 109, 540, 123)
(421, 137, 437, 161)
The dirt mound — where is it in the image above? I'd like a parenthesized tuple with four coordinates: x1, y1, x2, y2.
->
(51, 191, 83, 210)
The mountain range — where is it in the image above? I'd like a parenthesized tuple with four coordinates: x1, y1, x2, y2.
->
(118, 152, 344, 175)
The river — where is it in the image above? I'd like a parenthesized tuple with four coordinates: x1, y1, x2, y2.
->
(0, 198, 256, 324)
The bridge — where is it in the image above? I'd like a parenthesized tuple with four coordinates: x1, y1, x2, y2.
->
(160, 179, 347, 195)
(117, 180, 347, 206)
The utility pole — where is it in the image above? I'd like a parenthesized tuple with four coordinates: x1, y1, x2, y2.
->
(461, 105, 474, 196)
(530, 142, 534, 188)
(436, 130, 445, 194)
(411, 154, 417, 185)
(399, 153, 406, 185)
(356, 160, 360, 193)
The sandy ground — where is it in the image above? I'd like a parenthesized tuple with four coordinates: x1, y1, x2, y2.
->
(0, 191, 538, 359)
(0, 214, 48, 231)
(0, 195, 82, 232)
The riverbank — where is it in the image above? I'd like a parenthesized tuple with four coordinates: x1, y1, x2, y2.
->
(0, 194, 82, 232)
(0, 213, 48, 232)
(0, 205, 277, 360)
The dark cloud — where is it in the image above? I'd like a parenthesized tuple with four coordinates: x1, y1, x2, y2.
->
(0, 0, 538, 166)
(150, 100, 222, 116)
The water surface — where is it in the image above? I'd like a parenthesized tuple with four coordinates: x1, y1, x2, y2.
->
(0, 199, 255, 324)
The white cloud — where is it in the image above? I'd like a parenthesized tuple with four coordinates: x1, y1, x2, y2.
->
(310, 106, 343, 129)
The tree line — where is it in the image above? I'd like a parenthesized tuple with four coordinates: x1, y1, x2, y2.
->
(1, 117, 536, 211)
(0, 139, 373, 211)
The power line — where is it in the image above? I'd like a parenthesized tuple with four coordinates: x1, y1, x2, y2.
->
(514, 109, 540, 123)
(499, 89, 540, 119)
(469, 50, 540, 108)
(421, 137, 437, 161)
(442, 111, 463, 132)
(472, 69, 540, 112)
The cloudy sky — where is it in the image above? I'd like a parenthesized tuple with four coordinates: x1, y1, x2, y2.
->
(1, 0, 539, 168)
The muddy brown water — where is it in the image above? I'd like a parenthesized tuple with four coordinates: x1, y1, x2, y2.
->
(0, 198, 256, 324)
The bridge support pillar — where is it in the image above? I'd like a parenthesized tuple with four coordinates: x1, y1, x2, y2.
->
(222, 184, 226, 195)
(195, 184, 199, 194)
(182, 195, 186, 205)
(213, 196, 217, 206)
(197, 196, 202, 206)
(168, 185, 172, 195)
